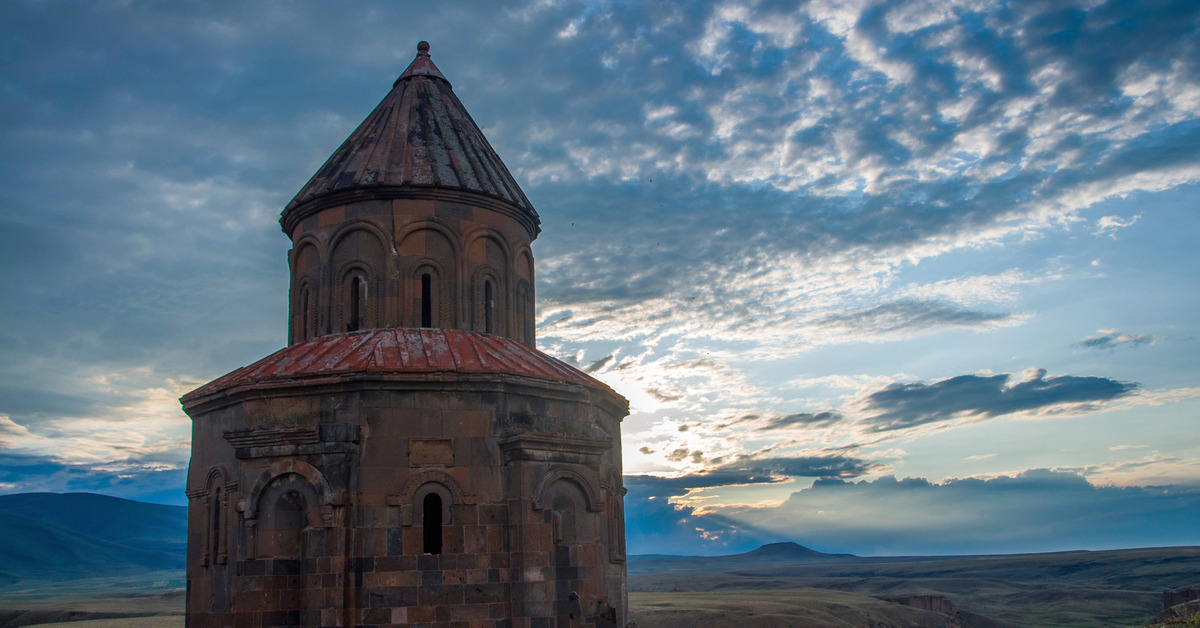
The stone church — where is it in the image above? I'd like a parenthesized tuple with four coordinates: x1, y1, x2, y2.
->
(182, 42, 629, 628)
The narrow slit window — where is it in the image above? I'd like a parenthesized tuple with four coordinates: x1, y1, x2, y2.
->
(483, 280, 494, 334)
(210, 487, 222, 562)
(421, 273, 432, 327)
(348, 276, 362, 332)
(307, 288, 318, 339)
(517, 287, 531, 344)
(423, 493, 443, 554)
(300, 287, 310, 340)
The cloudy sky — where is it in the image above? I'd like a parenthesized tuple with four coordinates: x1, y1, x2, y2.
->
(2, 0, 1199, 556)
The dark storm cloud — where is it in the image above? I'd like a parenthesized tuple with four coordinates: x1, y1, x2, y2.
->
(627, 453, 881, 496)
(1079, 330, 1155, 350)
(860, 369, 1138, 432)
(623, 469, 1200, 556)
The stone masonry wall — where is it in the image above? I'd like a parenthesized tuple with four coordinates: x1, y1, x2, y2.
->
(185, 377, 626, 628)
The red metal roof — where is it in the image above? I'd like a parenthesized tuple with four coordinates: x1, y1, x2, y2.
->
(183, 328, 616, 402)
(283, 41, 536, 221)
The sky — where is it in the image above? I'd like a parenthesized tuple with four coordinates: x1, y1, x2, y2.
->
(1, 0, 1199, 557)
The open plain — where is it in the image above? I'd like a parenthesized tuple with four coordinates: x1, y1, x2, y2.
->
(627, 543, 1200, 627)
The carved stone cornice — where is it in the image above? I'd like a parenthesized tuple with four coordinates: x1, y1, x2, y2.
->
(497, 432, 611, 465)
(224, 423, 360, 459)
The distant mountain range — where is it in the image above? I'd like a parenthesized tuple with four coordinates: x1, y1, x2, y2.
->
(0, 493, 186, 590)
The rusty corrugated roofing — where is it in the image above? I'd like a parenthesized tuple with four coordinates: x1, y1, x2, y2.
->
(283, 41, 536, 219)
(183, 328, 616, 402)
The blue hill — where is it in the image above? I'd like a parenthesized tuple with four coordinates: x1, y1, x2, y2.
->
(0, 492, 186, 588)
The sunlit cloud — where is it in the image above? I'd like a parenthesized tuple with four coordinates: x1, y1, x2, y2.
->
(1094, 214, 1141, 238)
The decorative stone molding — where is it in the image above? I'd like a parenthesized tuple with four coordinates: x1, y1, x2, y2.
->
(224, 426, 318, 448)
(498, 432, 611, 465)
(533, 468, 604, 513)
(389, 469, 475, 526)
(393, 469, 475, 505)
(224, 423, 360, 459)
(244, 459, 335, 521)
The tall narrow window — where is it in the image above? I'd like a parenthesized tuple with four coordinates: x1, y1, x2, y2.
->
(299, 287, 311, 341)
(348, 276, 362, 332)
(210, 487, 222, 564)
(422, 493, 443, 554)
(516, 286, 531, 344)
(483, 280, 495, 334)
(307, 288, 318, 339)
(421, 273, 432, 327)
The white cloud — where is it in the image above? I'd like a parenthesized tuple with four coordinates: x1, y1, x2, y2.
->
(1094, 214, 1141, 238)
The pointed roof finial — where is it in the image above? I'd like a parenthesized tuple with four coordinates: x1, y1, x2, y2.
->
(396, 39, 446, 85)
(284, 38, 537, 230)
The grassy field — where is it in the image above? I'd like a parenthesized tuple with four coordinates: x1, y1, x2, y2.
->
(629, 588, 1002, 627)
(629, 544, 1200, 627)
(0, 590, 183, 628)
(1, 544, 1197, 627)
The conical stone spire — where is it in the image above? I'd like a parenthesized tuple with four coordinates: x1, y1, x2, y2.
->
(282, 41, 537, 236)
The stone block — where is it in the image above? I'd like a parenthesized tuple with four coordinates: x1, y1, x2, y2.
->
(443, 525, 464, 554)
(403, 527, 423, 555)
(465, 583, 508, 605)
(454, 504, 480, 526)
(419, 584, 465, 606)
(451, 602, 492, 621)
(480, 504, 508, 523)
(386, 526, 404, 556)
(407, 604, 435, 623)
(410, 438, 454, 467)
(486, 525, 506, 553)
(362, 606, 391, 624)
(418, 553, 440, 571)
